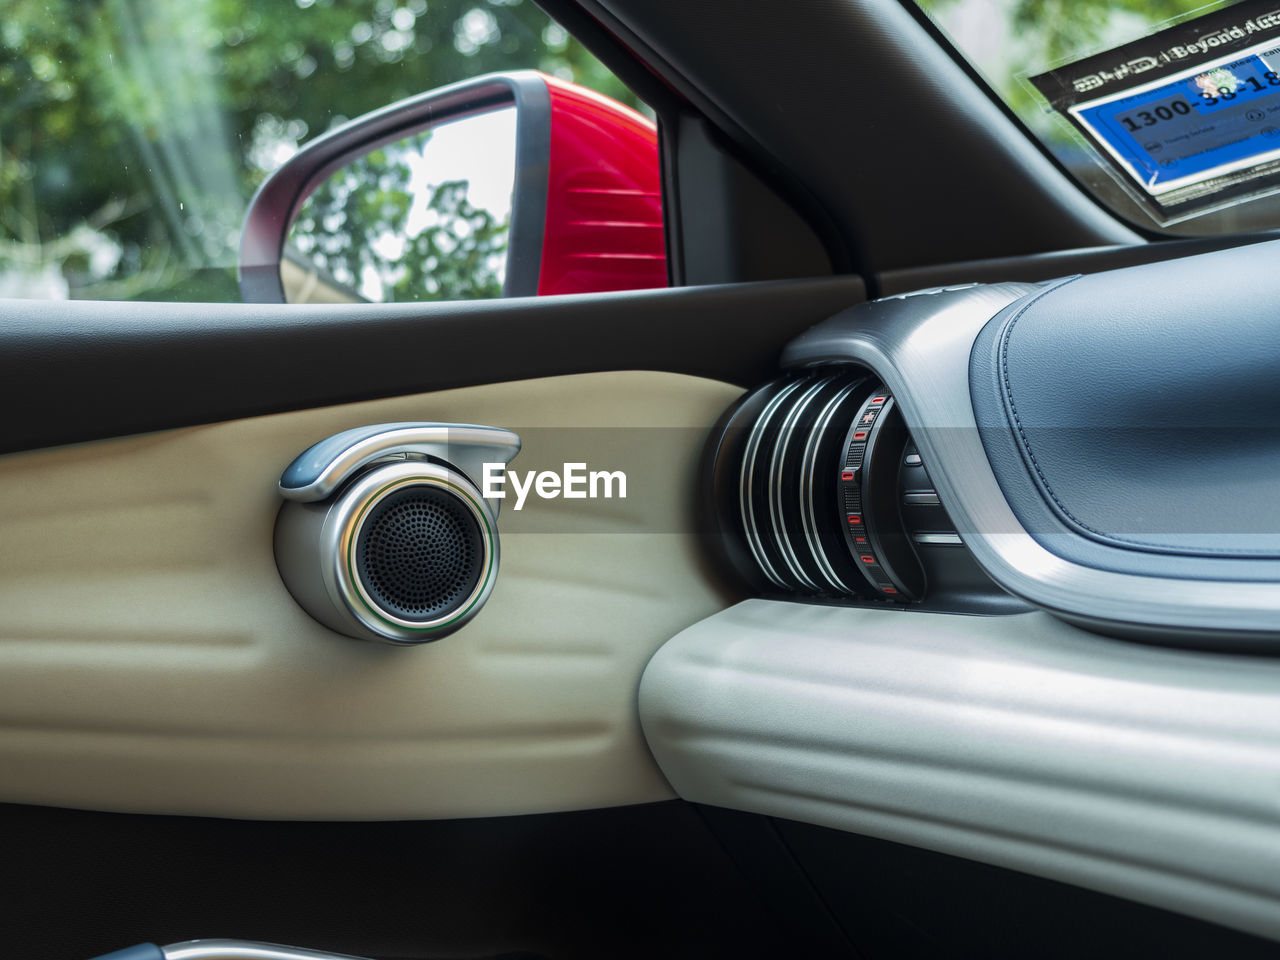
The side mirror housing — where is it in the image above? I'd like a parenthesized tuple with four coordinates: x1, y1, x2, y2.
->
(239, 70, 665, 304)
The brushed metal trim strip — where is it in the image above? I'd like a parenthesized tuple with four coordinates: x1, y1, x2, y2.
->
(279, 424, 520, 504)
(903, 492, 940, 506)
(164, 941, 371, 960)
(913, 532, 964, 546)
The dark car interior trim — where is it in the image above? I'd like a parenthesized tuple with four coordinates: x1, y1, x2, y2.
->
(0, 801, 797, 960)
(9, 800, 1276, 960)
(875, 231, 1280, 295)
(0, 277, 861, 456)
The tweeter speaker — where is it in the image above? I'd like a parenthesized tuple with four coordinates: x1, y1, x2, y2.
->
(273, 423, 521, 644)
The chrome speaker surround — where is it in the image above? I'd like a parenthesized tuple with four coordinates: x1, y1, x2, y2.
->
(274, 423, 519, 645)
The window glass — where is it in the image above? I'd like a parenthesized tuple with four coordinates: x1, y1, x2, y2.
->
(0, 0, 643, 301)
(914, 0, 1280, 234)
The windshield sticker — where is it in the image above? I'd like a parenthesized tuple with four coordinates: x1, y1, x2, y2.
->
(1031, 2, 1280, 221)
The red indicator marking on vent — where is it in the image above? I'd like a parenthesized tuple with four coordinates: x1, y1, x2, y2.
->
(854, 536, 867, 544)
(841, 470, 855, 482)
(860, 554, 875, 564)
(847, 514, 862, 525)
(882, 587, 899, 595)
(853, 431, 867, 441)
(870, 396, 886, 405)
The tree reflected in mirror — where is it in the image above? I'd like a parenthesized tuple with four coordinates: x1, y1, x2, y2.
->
(285, 117, 512, 304)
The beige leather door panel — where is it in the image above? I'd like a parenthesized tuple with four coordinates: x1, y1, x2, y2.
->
(0, 371, 740, 819)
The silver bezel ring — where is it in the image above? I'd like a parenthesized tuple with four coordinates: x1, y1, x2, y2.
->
(321, 460, 498, 644)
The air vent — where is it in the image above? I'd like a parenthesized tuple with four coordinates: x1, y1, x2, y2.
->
(707, 370, 925, 602)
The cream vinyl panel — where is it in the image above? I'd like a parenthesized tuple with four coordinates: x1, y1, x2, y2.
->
(0, 372, 742, 820)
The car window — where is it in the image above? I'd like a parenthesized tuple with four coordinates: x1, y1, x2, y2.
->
(912, 0, 1280, 235)
(0, 0, 647, 302)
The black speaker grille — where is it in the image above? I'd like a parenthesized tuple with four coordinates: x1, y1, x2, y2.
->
(355, 486, 485, 621)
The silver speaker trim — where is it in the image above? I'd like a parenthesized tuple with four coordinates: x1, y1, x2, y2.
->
(164, 941, 372, 960)
(279, 423, 521, 507)
(322, 460, 498, 644)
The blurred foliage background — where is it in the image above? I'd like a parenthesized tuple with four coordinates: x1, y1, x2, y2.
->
(916, 0, 1230, 126)
(0, 0, 637, 301)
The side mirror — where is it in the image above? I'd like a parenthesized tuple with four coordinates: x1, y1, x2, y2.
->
(239, 70, 666, 304)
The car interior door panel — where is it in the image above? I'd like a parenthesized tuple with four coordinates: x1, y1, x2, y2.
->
(9, 0, 1280, 957)
(0, 371, 736, 818)
(8, 239, 1280, 956)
